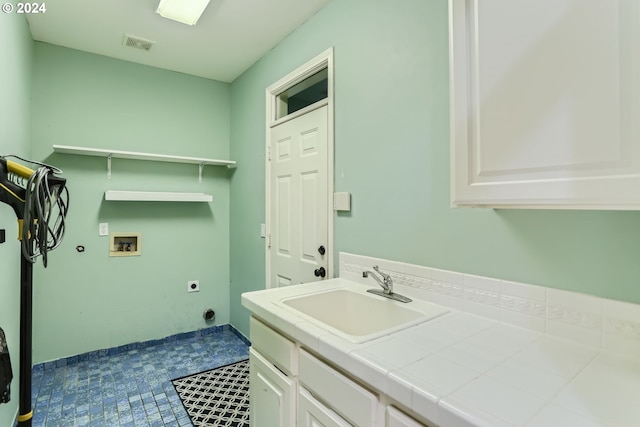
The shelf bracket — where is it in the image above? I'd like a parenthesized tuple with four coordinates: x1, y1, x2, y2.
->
(107, 155, 112, 179)
(198, 163, 204, 183)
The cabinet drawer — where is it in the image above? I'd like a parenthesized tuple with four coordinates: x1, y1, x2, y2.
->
(250, 316, 297, 375)
(299, 349, 378, 427)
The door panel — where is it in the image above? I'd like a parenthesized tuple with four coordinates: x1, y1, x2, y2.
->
(276, 175, 292, 257)
(276, 275, 292, 287)
(301, 171, 320, 262)
(270, 105, 328, 286)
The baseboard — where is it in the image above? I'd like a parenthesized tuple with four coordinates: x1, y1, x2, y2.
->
(33, 324, 249, 373)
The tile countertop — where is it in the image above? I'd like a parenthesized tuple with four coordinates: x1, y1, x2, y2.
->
(241, 278, 640, 427)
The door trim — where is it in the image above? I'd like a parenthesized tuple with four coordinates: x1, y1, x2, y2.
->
(265, 47, 334, 288)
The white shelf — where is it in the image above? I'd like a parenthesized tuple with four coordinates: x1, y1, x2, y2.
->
(53, 144, 236, 167)
(105, 190, 213, 202)
(53, 144, 236, 181)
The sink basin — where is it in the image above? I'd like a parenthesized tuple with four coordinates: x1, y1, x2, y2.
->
(280, 288, 448, 343)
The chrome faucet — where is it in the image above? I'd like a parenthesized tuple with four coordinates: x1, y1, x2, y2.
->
(363, 265, 393, 294)
(363, 266, 412, 303)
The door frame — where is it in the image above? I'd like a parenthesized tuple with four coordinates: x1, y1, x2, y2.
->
(265, 47, 335, 288)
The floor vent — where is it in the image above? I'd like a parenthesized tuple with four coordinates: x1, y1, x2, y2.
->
(123, 35, 156, 51)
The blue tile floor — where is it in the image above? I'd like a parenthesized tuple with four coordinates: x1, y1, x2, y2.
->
(28, 325, 250, 427)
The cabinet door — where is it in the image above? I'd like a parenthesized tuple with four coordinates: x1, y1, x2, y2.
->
(450, 0, 640, 209)
(297, 387, 352, 427)
(249, 348, 296, 427)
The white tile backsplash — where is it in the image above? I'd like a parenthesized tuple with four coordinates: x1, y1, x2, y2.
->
(602, 298, 640, 358)
(464, 274, 502, 294)
(339, 252, 640, 357)
(403, 262, 433, 280)
(546, 289, 603, 348)
(462, 274, 502, 319)
(500, 279, 547, 333)
(432, 268, 465, 286)
(547, 289, 603, 328)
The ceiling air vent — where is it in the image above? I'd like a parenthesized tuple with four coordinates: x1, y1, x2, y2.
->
(123, 35, 156, 51)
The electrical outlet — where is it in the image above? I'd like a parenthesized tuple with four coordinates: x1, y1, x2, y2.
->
(99, 223, 109, 236)
(187, 280, 200, 293)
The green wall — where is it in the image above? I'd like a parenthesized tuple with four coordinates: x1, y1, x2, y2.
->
(229, 0, 640, 336)
(0, 13, 32, 427)
(30, 43, 233, 363)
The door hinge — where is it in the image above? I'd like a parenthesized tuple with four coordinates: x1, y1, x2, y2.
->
(267, 234, 271, 249)
(267, 145, 271, 161)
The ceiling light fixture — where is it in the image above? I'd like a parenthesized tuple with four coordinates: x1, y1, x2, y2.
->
(156, 0, 211, 26)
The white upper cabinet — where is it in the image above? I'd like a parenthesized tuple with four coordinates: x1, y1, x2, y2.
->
(449, 0, 640, 209)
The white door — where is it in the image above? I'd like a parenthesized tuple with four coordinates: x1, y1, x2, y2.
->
(269, 105, 328, 287)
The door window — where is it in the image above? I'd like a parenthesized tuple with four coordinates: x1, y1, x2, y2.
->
(275, 68, 328, 120)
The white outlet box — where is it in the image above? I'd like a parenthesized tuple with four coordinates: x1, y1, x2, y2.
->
(99, 223, 109, 236)
(187, 280, 200, 293)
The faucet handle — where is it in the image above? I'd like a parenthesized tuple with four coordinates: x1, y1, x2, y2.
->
(373, 265, 391, 280)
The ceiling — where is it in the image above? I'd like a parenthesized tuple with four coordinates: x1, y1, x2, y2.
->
(26, 0, 331, 83)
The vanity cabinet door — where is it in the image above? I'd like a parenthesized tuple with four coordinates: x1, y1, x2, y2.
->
(297, 387, 352, 427)
(249, 348, 296, 427)
(450, 0, 640, 209)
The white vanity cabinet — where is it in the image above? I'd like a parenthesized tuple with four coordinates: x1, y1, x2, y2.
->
(449, 0, 640, 209)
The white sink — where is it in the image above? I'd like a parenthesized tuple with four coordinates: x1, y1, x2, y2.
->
(280, 287, 449, 343)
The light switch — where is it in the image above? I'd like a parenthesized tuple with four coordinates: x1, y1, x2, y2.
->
(334, 192, 351, 211)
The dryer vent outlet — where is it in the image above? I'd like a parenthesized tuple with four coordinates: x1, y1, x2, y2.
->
(203, 308, 215, 322)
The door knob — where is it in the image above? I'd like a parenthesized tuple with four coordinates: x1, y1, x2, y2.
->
(314, 267, 326, 278)
(318, 245, 326, 255)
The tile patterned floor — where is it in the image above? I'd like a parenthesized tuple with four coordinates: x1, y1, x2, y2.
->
(28, 325, 250, 427)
